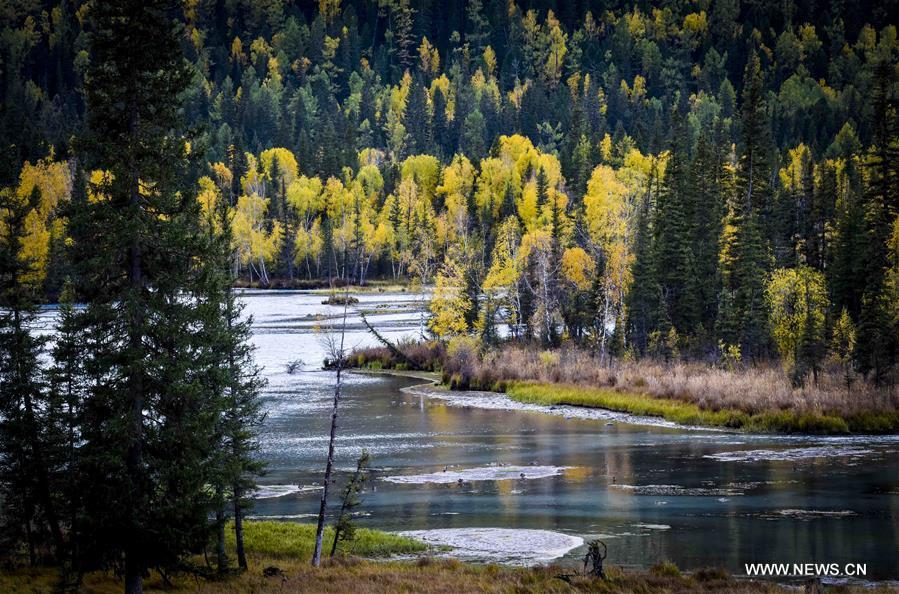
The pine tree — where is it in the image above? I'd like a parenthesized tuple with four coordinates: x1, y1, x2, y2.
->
(203, 189, 266, 573)
(690, 127, 727, 342)
(718, 51, 772, 360)
(71, 1, 222, 590)
(626, 193, 660, 355)
(654, 109, 699, 339)
(47, 278, 87, 572)
(0, 189, 65, 564)
(855, 55, 899, 383)
(404, 78, 431, 155)
(431, 86, 449, 159)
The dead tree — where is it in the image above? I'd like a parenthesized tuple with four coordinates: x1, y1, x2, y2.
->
(583, 540, 607, 579)
(360, 311, 418, 369)
(311, 290, 351, 567)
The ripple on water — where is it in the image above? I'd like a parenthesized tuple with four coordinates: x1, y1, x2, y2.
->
(397, 528, 583, 565)
(704, 446, 874, 462)
(383, 465, 570, 484)
(611, 484, 744, 496)
(773, 509, 857, 519)
(251, 484, 322, 499)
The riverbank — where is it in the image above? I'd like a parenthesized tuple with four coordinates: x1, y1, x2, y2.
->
(346, 342, 899, 434)
(4, 521, 895, 593)
(233, 278, 414, 293)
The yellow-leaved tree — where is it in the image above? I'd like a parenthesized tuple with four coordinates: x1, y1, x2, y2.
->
(766, 266, 828, 384)
(428, 247, 471, 339)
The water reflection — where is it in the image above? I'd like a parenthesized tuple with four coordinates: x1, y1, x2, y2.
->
(174, 291, 899, 579)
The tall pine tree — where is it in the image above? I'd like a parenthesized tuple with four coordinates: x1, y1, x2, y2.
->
(71, 1, 222, 591)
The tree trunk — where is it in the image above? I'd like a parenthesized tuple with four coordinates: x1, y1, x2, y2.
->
(233, 485, 247, 570)
(312, 297, 350, 567)
(215, 488, 227, 574)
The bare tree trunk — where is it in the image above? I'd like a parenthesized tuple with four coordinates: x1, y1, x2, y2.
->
(233, 484, 247, 570)
(311, 292, 350, 567)
(215, 486, 227, 574)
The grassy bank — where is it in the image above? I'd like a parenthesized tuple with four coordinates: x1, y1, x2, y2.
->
(6, 552, 896, 594)
(229, 521, 427, 560)
(348, 341, 899, 434)
(502, 381, 897, 433)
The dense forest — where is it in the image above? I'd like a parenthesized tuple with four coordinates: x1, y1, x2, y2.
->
(4, 0, 898, 378)
(0, 0, 898, 589)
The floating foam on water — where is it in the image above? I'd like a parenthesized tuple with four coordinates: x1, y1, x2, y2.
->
(397, 527, 583, 565)
(634, 523, 670, 530)
(775, 509, 856, 519)
(246, 513, 318, 520)
(383, 465, 570, 484)
(704, 446, 873, 462)
(612, 484, 744, 496)
(252, 484, 321, 499)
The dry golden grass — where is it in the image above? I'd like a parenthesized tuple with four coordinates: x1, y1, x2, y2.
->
(4, 557, 896, 594)
(349, 341, 898, 432)
(461, 346, 897, 418)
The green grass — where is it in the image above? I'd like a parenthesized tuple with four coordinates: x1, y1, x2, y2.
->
(503, 381, 899, 434)
(226, 521, 427, 560)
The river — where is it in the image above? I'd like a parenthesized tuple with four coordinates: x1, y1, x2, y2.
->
(41, 289, 899, 580)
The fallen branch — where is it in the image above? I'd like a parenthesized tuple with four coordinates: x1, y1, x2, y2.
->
(359, 311, 418, 370)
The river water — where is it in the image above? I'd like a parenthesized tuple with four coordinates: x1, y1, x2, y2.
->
(43, 290, 899, 580)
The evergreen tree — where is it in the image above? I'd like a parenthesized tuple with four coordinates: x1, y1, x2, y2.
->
(654, 109, 699, 338)
(47, 278, 87, 572)
(855, 55, 899, 383)
(71, 1, 222, 590)
(0, 189, 65, 564)
(626, 193, 660, 355)
(690, 128, 727, 341)
(431, 86, 449, 158)
(404, 78, 432, 155)
(203, 188, 266, 573)
(717, 51, 772, 360)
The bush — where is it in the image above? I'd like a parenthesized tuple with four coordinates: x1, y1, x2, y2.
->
(650, 561, 681, 578)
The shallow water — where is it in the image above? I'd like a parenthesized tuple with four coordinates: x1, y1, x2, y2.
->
(235, 290, 899, 580)
(39, 290, 899, 579)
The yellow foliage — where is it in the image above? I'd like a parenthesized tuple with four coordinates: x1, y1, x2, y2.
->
(400, 154, 441, 202)
(583, 165, 628, 247)
(428, 75, 453, 119)
(484, 217, 522, 292)
(682, 11, 708, 35)
(196, 176, 220, 230)
(437, 155, 475, 241)
(561, 247, 595, 290)
(286, 175, 324, 218)
(428, 252, 470, 339)
(418, 37, 440, 76)
(483, 46, 497, 76)
(17, 158, 71, 218)
(779, 144, 812, 192)
(1, 158, 73, 285)
(766, 266, 829, 366)
(232, 193, 282, 268)
(259, 147, 299, 187)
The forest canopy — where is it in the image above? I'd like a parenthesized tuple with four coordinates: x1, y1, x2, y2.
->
(2, 0, 898, 377)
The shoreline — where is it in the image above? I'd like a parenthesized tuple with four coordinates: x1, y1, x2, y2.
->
(350, 368, 899, 436)
(6, 519, 898, 591)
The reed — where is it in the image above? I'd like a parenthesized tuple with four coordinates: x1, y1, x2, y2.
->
(348, 341, 899, 433)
